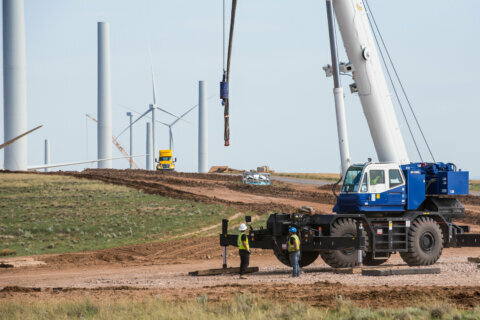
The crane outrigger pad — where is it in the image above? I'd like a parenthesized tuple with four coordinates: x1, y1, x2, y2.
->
(362, 267, 440, 277)
(189, 266, 259, 277)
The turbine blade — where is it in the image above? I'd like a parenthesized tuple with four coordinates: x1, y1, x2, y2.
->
(170, 103, 198, 126)
(117, 104, 171, 127)
(115, 108, 151, 139)
(0, 125, 43, 150)
(150, 52, 158, 106)
(28, 155, 146, 170)
(155, 106, 189, 124)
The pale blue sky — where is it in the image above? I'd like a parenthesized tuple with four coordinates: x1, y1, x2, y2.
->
(1, 0, 479, 177)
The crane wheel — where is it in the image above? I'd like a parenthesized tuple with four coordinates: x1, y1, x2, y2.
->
(273, 245, 319, 267)
(319, 218, 365, 268)
(400, 217, 443, 266)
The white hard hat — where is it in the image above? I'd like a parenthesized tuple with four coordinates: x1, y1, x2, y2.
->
(239, 223, 247, 231)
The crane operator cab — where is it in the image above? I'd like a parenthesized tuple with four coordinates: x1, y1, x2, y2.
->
(334, 162, 406, 213)
(334, 161, 469, 215)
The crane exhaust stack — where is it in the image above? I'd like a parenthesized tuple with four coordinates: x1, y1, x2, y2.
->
(97, 22, 112, 169)
(3, 0, 28, 171)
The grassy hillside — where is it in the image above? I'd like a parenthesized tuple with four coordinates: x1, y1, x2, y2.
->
(0, 173, 241, 256)
(471, 180, 480, 192)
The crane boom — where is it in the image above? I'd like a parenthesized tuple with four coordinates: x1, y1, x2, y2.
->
(332, 0, 409, 165)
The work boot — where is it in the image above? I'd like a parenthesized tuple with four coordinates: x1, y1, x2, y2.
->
(240, 275, 247, 279)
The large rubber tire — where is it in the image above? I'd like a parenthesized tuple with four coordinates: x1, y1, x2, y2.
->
(363, 252, 390, 266)
(400, 217, 443, 266)
(319, 218, 364, 268)
(273, 245, 319, 267)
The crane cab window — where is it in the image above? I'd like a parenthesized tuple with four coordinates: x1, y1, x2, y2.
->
(370, 170, 385, 186)
(342, 166, 364, 193)
(360, 173, 368, 192)
(389, 169, 403, 188)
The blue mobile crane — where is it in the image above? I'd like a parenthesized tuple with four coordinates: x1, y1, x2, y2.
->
(219, 0, 478, 268)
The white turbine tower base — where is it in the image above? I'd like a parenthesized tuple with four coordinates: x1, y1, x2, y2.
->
(3, 0, 28, 171)
(198, 80, 208, 173)
(97, 21, 112, 168)
(126, 112, 133, 169)
(146, 122, 153, 170)
(44, 139, 50, 172)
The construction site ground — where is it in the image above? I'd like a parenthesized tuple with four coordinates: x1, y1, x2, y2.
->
(2, 169, 480, 309)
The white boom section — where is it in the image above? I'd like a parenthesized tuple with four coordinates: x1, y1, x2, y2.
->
(333, 0, 409, 164)
(326, 0, 351, 177)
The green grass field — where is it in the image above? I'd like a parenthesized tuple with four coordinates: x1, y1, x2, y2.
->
(1, 294, 479, 320)
(0, 174, 244, 256)
(470, 180, 480, 192)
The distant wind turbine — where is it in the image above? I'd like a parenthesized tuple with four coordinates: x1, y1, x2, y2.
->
(158, 103, 199, 150)
(115, 66, 186, 169)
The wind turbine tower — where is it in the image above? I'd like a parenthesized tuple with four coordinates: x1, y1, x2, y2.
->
(198, 81, 208, 173)
(3, 0, 28, 171)
(146, 122, 153, 170)
(44, 139, 50, 172)
(126, 112, 133, 169)
(97, 22, 112, 168)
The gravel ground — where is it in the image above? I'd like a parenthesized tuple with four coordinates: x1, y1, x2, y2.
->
(2, 249, 480, 290)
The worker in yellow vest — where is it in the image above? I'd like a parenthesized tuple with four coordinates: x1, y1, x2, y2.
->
(288, 227, 301, 277)
(238, 223, 250, 279)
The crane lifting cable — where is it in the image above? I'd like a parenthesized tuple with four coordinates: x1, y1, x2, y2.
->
(220, 0, 237, 147)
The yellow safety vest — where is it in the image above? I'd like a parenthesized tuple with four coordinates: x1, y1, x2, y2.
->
(288, 234, 300, 252)
(237, 233, 250, 251)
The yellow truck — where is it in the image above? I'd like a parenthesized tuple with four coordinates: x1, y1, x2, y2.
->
(156, 149, 176, 171)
